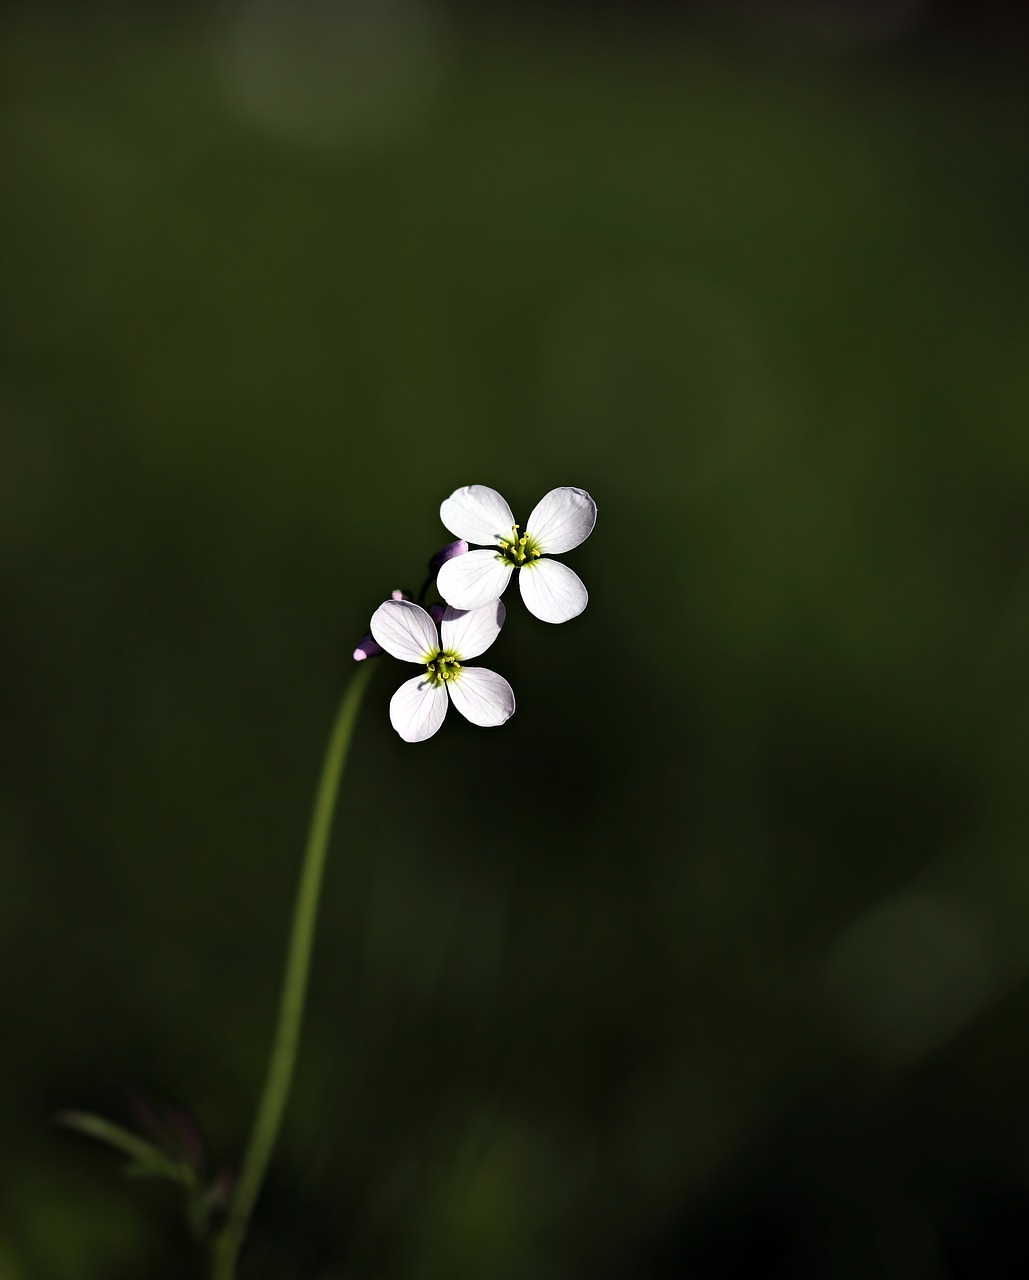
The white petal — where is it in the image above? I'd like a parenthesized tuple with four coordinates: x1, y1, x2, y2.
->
(440, 599, 506, 661)
(389, 675, 449, 742)
(436, 549, 514, 611)
(369, 599, 438, 663)
(447, 666, 515, 728)
(518, 557, 588, 624)
(440, 485, 516, 546)
(525, 486, 596, 554)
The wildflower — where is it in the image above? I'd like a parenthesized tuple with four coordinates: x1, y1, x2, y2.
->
(436, 485, 596, 623)
(369, 597, 515, 742)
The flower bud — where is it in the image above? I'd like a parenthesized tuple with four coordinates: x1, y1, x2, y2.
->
(353, 634, 383, 661)
(428, 540, 469, 574)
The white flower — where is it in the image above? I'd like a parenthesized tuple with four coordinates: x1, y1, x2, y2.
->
(436, 485, 597, 623)
(369, 597, 515, 743)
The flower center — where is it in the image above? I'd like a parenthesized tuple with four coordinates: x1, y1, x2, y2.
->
(497, 524, 542, 567)
(425, 650, 461, 687)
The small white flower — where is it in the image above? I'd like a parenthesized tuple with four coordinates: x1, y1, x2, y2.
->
(369, 597, 515, 743)
(436, 485, 597, 623)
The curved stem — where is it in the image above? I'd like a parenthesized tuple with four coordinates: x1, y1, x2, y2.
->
(212, 661, 374, 1280)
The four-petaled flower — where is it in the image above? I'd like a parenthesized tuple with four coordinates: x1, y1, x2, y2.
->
(370, 598, 515, 742)
(436, 485, 596, 624)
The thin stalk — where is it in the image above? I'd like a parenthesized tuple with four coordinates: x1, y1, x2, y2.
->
(212, 661, 374, 1280)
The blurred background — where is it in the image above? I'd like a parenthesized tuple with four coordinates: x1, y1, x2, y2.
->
(2, 2, 1028, 1276)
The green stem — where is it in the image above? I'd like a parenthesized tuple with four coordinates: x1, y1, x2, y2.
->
(212, 661, 374, 1280)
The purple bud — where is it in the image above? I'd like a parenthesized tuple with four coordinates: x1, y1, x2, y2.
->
(126, 1091, 169, 1147)
(204, 1168, 236, 1214)
(169, 1106, 207, 1175)
(390, 589, 411, 601)
(353, 634, 383, 661)
(428, 540, 468, 573)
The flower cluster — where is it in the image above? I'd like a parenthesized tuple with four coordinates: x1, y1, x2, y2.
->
(358, 485, 597, 742)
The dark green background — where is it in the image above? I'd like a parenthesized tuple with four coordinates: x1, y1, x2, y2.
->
(3, 4, 1028, 1277)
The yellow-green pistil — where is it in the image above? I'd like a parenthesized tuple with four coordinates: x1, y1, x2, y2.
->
(425, 650, 461, 687)
(497, 524, 542, 567)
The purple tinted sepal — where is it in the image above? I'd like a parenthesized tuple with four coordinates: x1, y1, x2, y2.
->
(428, 540, 469, 573)
(427, 603, 446, 627)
